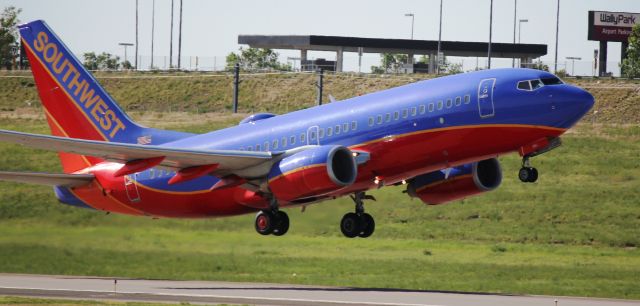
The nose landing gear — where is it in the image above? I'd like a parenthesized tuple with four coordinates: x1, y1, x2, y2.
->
(518, 156, 538, 183)
(340, 192, 376, 238)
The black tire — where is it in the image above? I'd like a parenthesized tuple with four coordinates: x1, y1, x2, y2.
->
(518, 167, 530, 182)
(340, 212, 362, 238)
(359, 213, 375, 238)
(255, 211, 274, 235)
(272, 211, 290, 236)
(528, 167, 539, 183)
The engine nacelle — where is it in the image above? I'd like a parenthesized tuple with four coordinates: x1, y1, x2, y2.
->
(268, 145, 357, 201)
(407, 158, 502, 205)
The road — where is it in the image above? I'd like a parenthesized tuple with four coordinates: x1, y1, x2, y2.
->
(0, 274, 638, 306)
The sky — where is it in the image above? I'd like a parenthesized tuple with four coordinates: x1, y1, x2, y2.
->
(2, 0, 639, 74)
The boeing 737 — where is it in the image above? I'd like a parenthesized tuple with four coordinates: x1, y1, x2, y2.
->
(0, 20, 594, 238)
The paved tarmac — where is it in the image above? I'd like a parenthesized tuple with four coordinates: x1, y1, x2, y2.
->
(0, 274, 638, 306)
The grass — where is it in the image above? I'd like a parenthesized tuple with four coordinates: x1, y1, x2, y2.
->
(0, 112, 638, 300)
(0, 71, 638, 122)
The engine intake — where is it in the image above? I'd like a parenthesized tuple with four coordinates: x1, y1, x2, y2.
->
(268, 145, 357, 201)
(407, 158, 502, 205)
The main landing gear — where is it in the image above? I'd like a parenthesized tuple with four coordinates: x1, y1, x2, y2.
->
(254, 198, 289, 236)
(518, 156, 538, 183)
(340, 192, 376, 238)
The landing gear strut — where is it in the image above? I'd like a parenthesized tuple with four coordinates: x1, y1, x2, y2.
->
(255, 197, 289, 236)
(340, 192, 376, 238)
(518, 156, 538, 183)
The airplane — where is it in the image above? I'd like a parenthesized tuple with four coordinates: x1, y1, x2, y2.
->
(0, 20, 594, 238)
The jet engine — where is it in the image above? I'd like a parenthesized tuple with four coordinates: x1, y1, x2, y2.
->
(407, 158, 502, 205)
(268, 145, 357, 201)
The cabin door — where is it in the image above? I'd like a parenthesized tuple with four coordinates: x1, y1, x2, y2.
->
(477, 78, 496, 118)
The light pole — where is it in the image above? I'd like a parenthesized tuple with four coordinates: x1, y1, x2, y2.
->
(169, 0, 174, 68)
(436, 0, 443, 74)
(512, 0, 517, 68)
(150, 0, 155, 69)
(554, 0, 560, 72)
(404, 13, 414, 40)
(488, 0, 493, 69)
(118, 43, 134, 66)
(135, 0, 138, 70)
(518, 19, 528, 67)
(566, 56, 581, 76)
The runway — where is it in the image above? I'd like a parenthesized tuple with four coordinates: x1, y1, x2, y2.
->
(0, 274, 638, 306)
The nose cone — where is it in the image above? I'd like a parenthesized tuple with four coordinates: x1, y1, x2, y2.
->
(554, 85, 595, 128)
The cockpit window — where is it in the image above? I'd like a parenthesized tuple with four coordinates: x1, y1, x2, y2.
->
(541, 77, 563, 85)
(517, 79, 545, 91)
(530, 79, 543, 90)
(517, 81, 531, 91)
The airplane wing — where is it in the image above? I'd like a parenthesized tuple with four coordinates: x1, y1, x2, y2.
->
(0, 171, 94, 187)
(0, 129, 275, 175)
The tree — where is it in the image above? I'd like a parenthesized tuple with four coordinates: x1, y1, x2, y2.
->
(225, 47, 291, 71)
(370, 53, 409, 74)
(82, 52, 120, 70)
(0, 6, 21, 70)
(621, 24, 640, 78)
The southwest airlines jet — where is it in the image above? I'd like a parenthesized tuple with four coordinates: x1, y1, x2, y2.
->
(0, 20, 594, 238)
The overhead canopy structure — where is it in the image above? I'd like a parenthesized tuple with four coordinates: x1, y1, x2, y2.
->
(238, 35, 548, 72)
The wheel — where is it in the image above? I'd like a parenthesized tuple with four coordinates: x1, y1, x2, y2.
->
(340, 212, 362, 238)
(528, 167, 538, 183)
(518, 167, 530, 182)
(272, 211, 289, 236)
(255, 211, 274, 235)
(358, 213, 375, 238)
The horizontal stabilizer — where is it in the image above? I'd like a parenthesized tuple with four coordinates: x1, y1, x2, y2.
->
(0, 171, 94, 187)
(0, 129, 275, 175)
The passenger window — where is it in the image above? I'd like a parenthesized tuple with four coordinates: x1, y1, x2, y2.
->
(335, 125, 341, 134)
(464, 95, 471, 104)
(327, 127, 333, 136)
(351, 121, 357, 130)
(419, 105, 426, 114)
(300, 133, 305, 143)
(272, 139, 278, 149)
(290, 136, 295, 145)
(368, 117, 374, 126)
(282, 137, 287, 147)
(319, 128, 325, 138)
(376, 115, 383, 124)
(246, 146, 252, 151)
(517, 81, 531, 91)
(256, 144, 261, 151)
(343, 123, 349, 132)
(394, 111, 400, 120)
(264, 141, 270, 151)
(446, 99, 452, 108)
(402, 109, 408, 118)
(411, 107, 417, 116)
(455, 96, 461, 106)
(437, 100, 443, 110)
(531, 79, 543, 90)
(428, 103, 434, 112)
(385, 113, 391, 122)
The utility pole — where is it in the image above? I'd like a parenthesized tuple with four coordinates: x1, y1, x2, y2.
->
(135, 0, 138, 69)
(436, 0, 443, 74)
(169, 0, 174, 68)
(232, 63, 240, 113)
(512, 0, 517, 68)
(316, 69, 324, 106)
(178, 0, 183, 69)
(150, 0, 155, 69)
(404, 13, 414, 40)
(488, 0, 493, 69)
(554, 0, 560, 72)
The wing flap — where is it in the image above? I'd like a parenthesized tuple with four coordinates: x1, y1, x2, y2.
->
(0, 171, 94, 187)
(0, 129, 273, 172)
